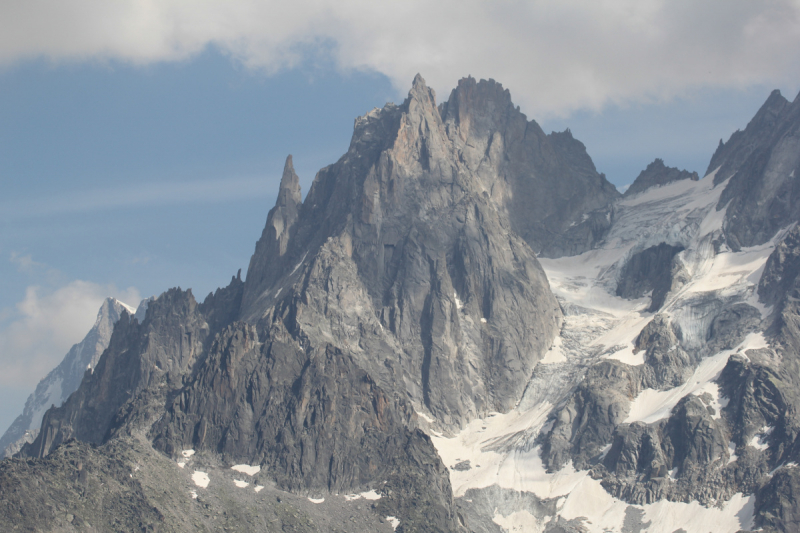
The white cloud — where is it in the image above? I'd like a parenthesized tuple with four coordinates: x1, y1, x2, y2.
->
(0, 280, 140, 388)
(0, 1, 799, 116)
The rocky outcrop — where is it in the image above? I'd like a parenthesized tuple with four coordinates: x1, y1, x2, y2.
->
(542, 360, 640, 471)
(23, 288, 212, 458)
(710, 89, 800, 250)
(438, 77, 620, 257)
(0, 297, 134, 458)
(615, 243, 685, 312)
(752, 466, 800, 532)
(623, 158, 699, 197)
(759, 225, 800, 308)
(634, 315, 696, 389)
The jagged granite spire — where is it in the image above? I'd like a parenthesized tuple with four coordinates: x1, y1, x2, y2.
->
(274, 154, 303, 254)
(240, 154, 302, 316)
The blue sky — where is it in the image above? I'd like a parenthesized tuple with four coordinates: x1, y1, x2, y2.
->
(1, 0, 799, 434)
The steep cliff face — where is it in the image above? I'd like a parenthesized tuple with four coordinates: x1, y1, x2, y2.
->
(438, 77, 621, 257)
(709, 89, 800, 250)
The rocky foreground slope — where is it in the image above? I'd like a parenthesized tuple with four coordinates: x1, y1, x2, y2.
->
(1, 77, 800, 533)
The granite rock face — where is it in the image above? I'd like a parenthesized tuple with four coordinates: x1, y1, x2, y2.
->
(23, 287, 215, 459)
(709, 89, 800, 250)
(615, 243, 685, 312)
(623, 158, 699, 197)
(542, 360, 640, 472)
(438, 77, 620, 257)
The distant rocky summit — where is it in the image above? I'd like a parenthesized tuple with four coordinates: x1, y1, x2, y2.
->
(623, 158, 699, 197)
(2, 77, 800, 533)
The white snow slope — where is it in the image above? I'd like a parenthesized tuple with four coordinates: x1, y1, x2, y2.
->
(430, 171, 783, 533)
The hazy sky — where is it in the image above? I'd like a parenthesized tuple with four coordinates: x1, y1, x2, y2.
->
(1, 0, 799, 433)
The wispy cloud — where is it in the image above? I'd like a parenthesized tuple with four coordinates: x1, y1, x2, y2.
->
(1, 175, 276, 220)
(9, 252, 44, 272)
(0, 1, 798, 117)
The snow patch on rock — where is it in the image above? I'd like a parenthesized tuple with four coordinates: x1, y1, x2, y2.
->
(231, 464, 260, 476)
(344, 490, 382, 501)
(626, 333, 767, 424)
(192, 471, 210, 489)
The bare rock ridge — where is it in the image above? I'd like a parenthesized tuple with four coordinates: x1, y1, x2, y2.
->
(623, 158, 699, 197)
(710, 88, 800, 250)
(615, 243, 685, 312)
(438, 77, 621, 257)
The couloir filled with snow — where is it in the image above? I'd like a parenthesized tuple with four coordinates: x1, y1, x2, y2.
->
(428, 170, 784, 532)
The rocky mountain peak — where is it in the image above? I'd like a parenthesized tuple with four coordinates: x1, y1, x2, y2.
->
(707, 87, 800, 249)
(741, 89, 790, 141)
(0, 296, 138, 458)
(239, 155, 304, 317)
(277, 154, 302, 209)
(440, 76, 516, 142)
(437, 76, 620, 257)
(707, 89, 790, 181)
(9, 76, 800, 533)
(623, 158, 699, 197)
(408, 73, 437, 107)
